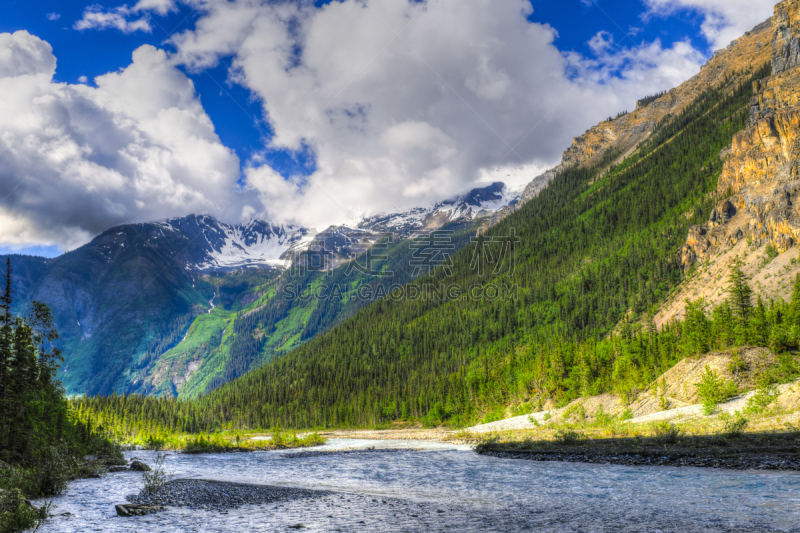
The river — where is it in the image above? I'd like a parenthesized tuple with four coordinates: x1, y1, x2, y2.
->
(35, 439, 800, 532)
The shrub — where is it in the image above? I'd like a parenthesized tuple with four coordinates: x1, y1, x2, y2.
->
(727, 355, 748, 376)
(765, 244, 779, 260)
(144, 436, 166, 451)
(479, 406, 503, 426)
(301, 433, 326, 447)
(142, 453, 171, 496)
(183, 434, 229, 454)
(271, 426, 284, 447)
(723, 414, 748, 437)
(0, 488, 40, 533)
(29, 445, 74, 497)
(745, 381, 779, 415)
(554, 430, 583, 446)
(658, 395, 670, 411)
(695, 365, 738, 415)
(652, 421, 681, 443)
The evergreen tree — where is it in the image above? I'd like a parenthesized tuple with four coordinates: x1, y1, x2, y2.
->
(0, 259, 11, 448)
(727, 257, 753, 322)
(789, 274, 800, 331)
(683, 299, 710, 354)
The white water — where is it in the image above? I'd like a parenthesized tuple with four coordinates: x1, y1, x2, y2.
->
(36, 439, 800, 532)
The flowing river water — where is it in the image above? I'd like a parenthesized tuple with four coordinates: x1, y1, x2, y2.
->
(35, 439, 800, 532)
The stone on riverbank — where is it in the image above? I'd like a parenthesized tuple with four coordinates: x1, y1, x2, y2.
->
(130, 460, 151, 472)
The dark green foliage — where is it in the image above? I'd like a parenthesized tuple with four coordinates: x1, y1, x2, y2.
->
(0, 260, 120, 533)
(637, 90, 668, 109)
(0, 221, 222, 396)
(0, 488, 39, 533)
(211, 223, 478, 390)
(727, 257, 754, 323)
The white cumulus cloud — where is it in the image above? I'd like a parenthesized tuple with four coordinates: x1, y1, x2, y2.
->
(168, 0, 707, 230)
(645, 0, 779, 50)
(0, 30, 241, 251)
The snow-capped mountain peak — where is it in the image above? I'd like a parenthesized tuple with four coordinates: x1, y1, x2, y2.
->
(156, 214, 313, 272)
(357, 182, 519, 236)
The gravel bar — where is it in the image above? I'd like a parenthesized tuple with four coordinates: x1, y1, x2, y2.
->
(479, 449, 800, 470)
(281, 448, 421, 459)
(130, 479, 329, 512)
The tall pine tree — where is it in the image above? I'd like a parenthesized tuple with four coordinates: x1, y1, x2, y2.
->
(0, 259, 12, 448)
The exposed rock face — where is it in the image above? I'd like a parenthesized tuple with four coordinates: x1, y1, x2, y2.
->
(657, 1, 800, 326)
(489, 18, 773, 228)
(774, 0, 800, 74)
(681, 0, 800, 271)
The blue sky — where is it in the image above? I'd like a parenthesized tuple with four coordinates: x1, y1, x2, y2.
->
(0, 0, 774, 256)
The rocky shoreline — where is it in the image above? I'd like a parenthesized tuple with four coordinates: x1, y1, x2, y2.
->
(129, 479, 329, 513)
(281, 447, 420, 459)
(478, 448, 800, 471)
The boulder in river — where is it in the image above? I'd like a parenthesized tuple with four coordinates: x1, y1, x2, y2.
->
(115, 504, 164, 517)
(108, 466, 129, 473)
(130, 461, 151, 472)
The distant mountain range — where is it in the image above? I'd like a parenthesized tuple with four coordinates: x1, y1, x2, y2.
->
(2, 181, 531, 396)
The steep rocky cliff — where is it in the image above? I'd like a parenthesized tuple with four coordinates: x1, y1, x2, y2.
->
(659, 0, 800, 325)
(485, 17, 773, 232)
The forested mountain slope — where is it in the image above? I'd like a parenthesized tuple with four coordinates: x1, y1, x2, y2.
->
(79, 49, 782, 432)
(196, 63, 768, 428)
(73, 3, 800, 436)
(141, 220, 479, 397)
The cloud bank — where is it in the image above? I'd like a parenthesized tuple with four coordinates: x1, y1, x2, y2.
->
(0, 0, 783, 251)
(167, 0, 710, 230)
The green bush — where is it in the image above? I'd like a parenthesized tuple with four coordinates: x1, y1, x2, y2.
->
(723, 413, 748, 437)
(142, 454, 170, 496)
(745, 381, 779, 415)
(554, 429, 583, 446)
(0, 488, 40, 533)
(32, 445, 73, 497)
(727, 355, 748, 376)
(695, 366, 738, 415)
(652, 421, 681, 443)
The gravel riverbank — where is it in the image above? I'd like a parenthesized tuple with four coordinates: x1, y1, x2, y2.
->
(478, 449, 800, 470)
(130, 479, 329, 512)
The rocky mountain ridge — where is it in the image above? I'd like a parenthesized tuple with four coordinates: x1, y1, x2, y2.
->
(658, 0, 800, 325)
(681, 6, 800, 267)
